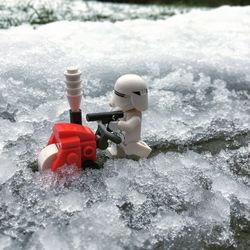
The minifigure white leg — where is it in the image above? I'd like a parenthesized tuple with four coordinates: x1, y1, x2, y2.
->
(106, 143, 127, 158)
(121, 141, 152, 158)
(106, 144, 118, 158)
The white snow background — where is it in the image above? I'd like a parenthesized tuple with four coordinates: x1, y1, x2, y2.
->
(0, 3, 250, 250)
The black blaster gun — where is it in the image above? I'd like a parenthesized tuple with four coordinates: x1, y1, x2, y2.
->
(86, 111, 124, 150)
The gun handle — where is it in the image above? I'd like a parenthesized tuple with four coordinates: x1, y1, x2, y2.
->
(95, 123, 122, 150)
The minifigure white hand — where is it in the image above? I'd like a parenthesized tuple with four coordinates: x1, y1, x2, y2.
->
(108, 121, 119, 131)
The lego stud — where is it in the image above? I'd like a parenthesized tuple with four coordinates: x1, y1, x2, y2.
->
(66, 66, 78, 75)
(64, 66, 83, 112)
(66, 153, 80, 165)
(82, 146, 95, 158)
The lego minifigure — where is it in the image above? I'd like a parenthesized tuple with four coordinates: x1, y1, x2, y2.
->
(106, 74, 152, 158)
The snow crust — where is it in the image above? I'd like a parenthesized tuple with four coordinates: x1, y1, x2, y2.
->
(0, 5, 250, 249)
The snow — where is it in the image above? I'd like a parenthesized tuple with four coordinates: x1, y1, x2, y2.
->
(0, 5, 250, 250)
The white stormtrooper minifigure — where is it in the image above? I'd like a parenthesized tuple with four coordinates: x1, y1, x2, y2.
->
(107, 74, 152, 158)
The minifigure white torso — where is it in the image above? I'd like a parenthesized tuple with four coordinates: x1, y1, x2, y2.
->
(118, 109, 142, 144)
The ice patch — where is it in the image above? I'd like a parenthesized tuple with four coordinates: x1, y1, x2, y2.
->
(0, 156, 17, 185)
(0, 234, 12, 249)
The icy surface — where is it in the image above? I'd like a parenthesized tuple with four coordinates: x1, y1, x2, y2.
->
(0, 5, 250, 250)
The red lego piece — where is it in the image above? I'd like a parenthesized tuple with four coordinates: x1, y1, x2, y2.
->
(47, 123, 96, 172)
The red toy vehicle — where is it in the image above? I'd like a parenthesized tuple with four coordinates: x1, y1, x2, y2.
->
(38, 111, 123, 172)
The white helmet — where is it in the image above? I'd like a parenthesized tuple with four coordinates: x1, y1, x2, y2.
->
(110, 74, 148, 111)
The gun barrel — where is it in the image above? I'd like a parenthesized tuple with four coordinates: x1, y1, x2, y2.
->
(86, 111, 123, 123)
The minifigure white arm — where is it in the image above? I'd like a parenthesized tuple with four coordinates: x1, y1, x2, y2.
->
(117, 116, 141, 132)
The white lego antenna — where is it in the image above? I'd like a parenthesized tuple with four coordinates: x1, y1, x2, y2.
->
(64, 66, 83, 124)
